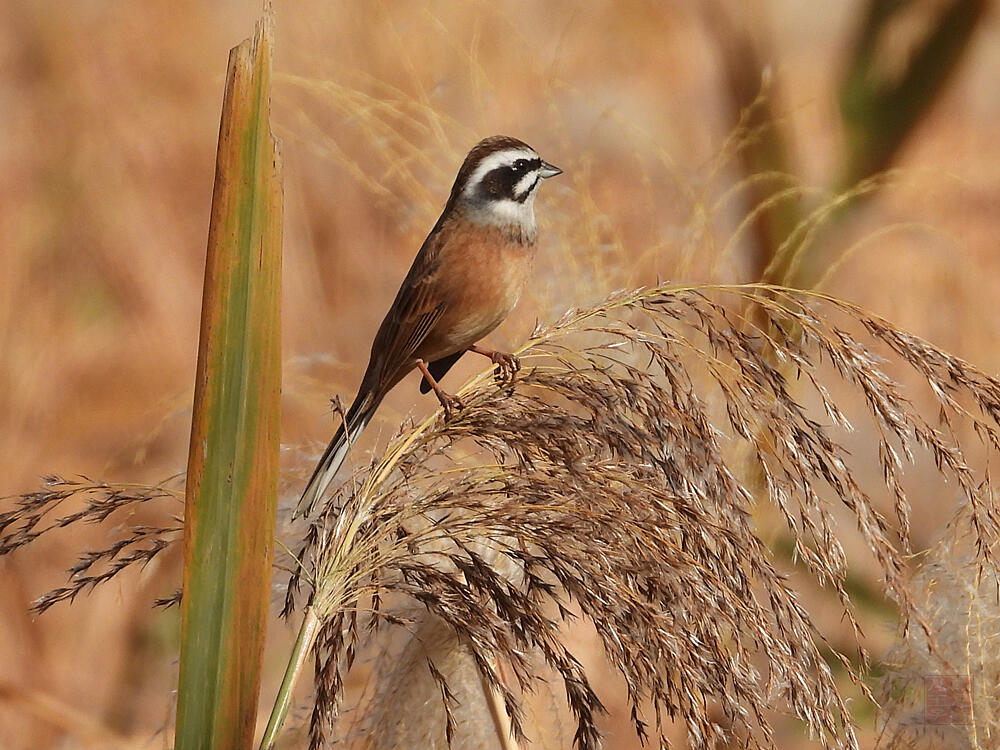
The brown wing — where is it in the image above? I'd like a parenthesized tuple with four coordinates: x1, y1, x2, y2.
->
(360, 227, 450, 395)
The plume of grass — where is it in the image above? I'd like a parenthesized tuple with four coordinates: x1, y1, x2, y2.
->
(327, 607, 570, 750)
(267, 282, 1000, 749)
(0, 475, 183, 613)
(877, 507, 1000, 750)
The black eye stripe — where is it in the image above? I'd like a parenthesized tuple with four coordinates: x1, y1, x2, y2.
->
(483, 158, 540, 180)
(514, 158, 541, 172)
(477, 157, 542, 200)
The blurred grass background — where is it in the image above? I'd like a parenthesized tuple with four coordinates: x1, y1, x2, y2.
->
(1, 1, 998, 747)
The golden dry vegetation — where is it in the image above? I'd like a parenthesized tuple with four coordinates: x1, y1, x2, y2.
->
(2, 1, 999, 748)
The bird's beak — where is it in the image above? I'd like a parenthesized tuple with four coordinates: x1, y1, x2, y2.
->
(539, 160, 563, 179)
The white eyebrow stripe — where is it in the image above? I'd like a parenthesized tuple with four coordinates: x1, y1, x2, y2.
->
(462, 148, 539, 197)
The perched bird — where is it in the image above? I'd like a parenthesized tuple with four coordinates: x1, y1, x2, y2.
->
(296, 135, 562, 517)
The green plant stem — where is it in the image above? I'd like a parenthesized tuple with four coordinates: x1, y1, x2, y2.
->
(259, 607, 322, 750)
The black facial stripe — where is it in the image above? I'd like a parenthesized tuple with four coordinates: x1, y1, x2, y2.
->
(479, 167, 512, 199)
(515, 174, 540, 203)
(478, 157, 543, 201)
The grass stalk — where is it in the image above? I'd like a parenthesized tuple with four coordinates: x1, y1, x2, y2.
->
(259, 607, 322, 750)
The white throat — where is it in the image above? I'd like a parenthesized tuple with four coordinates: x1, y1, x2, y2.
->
(461, 190, 538, 241)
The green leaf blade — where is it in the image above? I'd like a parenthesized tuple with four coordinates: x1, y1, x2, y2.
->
(175, 18, 282, 750)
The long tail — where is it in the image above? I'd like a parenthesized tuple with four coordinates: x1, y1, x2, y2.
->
(294, 389, 381, 519)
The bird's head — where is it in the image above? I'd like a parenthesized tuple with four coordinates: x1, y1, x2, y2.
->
(447, 135, 562, 240)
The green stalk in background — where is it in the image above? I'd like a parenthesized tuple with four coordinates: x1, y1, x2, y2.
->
(175, 17, 282, 750)
(704, 0, 986, 289)
(840, 0, 987, 190)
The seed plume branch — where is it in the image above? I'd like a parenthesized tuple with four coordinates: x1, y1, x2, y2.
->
(0, 475, 184, 614)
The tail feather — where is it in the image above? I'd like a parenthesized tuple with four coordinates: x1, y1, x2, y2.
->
(294, 391, 380, 519)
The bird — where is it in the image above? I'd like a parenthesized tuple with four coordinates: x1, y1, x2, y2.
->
(295, 135, 562, 518)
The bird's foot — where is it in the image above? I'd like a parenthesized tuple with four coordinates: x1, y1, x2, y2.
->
(470, 345, 521, 384)
(437, 391, 464, 419)
(417, 358, 466, 419)
(489, 351, 520, 383)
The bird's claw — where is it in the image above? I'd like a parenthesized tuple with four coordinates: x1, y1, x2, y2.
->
(438, 391, 465, 420)
(490, 351, 520, 384)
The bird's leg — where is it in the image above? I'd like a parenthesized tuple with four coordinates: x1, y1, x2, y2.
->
(468, 344, 520, 383)
(416, 359, 464, 418)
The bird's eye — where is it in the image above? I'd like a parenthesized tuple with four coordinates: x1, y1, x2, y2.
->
(513, 159, 528, 172)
